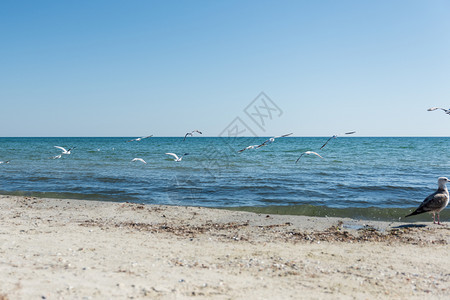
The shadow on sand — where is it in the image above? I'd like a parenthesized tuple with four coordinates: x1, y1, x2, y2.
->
(393, 224, 427, 229)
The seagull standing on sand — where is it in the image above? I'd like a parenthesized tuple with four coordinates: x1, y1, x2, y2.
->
(51, 146, 76, 159)
(405, 177, 449, 225)
(295, 151, 323, 163)
(126, 135, 153, 142)
(427, 107, 450, 115)
(256, 133, 293, 149)
(183, 130, 202, 141)
(320, 131, 356, 149)
(131, 158, 147, 164)
(165, 153, 189, 162)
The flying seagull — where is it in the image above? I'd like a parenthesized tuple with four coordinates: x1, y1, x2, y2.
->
(237, 145, 260, 153)
(183, 130, 202, 141)
(320, 131, 356, 150)
(165, 153, 189, 162)
(131, 158, 147, 164)
(295, 151, 323, 163)
(55, 146, 75, 154)
(427, 107, 450, 115)
(127, 135, 153, 142)
(405, 177, 449, 225)
(51, 146, 76, 159)
(256, 133, 293, 149)
(0, 160, 10, 164)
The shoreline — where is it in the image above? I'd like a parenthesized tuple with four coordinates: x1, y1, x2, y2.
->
(2, 192, 447, 222)
(0, 195, 449, 299)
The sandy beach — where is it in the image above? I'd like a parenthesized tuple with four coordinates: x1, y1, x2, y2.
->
(0, 195, 448, 299)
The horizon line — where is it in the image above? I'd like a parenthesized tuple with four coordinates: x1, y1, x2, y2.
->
(0, 136, 449, 138)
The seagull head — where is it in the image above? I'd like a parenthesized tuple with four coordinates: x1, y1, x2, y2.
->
(437, 177, 449, 189)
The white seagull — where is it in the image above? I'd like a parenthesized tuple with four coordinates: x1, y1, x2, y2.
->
(320, 131, 356, 149)
(0, 160, 10, 164)
(183, 130, 202, 141)
(127, 135, 153, 142)
(427, 107, 450, 115)
(51, 146, 76, 159)
(165, 153, 189, 162)
(237, 145, 260, 153)
(55, 146, 75, 155)
(131, 158, 147, 164)
(295, 151, 323, 163)
(405, 177, 449, 225)
(256, 133, 293, 149)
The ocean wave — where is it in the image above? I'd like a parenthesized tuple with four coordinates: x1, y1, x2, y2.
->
(94, 176, 129, 184)
(337, 184, 421, 191)
(28, 176, 54, 182)
(0, 190, 124, 202)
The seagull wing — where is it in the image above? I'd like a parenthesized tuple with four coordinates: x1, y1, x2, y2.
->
(421, 192, 448, 212)
(132, 158, 147, 164)
(344, 131, 356, 135)
(256, 138, 271, 148)
(237, 147, 247, 153)
(427, 107, 440, 111)
(238, 145, 255, 153)
(54, 146, 67, 153)
(194, 130, 203, 134)
(183, 133, 191, 141)
(307, 151, 324, 159)
(408, 191, 447, 215)
(165, 153, 179, 160)
(274, 133, 293, 139)
(320, 136, 335, 149)
(296, 151, 323, 163)
(295, 152, 306, 163)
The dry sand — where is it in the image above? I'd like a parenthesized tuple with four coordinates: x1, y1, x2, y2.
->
(0, 195, 449, 299)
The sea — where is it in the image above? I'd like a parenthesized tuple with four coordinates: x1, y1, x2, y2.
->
(0, 137, 449, 221)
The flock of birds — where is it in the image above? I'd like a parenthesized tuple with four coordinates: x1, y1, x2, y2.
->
(0, 107, 449, 223)
(43, 129, 354, 165)
(46, 130, 349, 166)
(237, 131, 357, 163)
(46, 130, 202, 164)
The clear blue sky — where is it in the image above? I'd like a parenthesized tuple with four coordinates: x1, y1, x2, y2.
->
(1, 0, 449, 137)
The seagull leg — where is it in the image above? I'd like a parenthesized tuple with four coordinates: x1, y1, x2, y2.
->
(437, 213, 441, 225)
(432, 212, 436, 224)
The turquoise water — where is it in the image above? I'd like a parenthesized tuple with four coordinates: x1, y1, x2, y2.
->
(0, 137, 449, 220)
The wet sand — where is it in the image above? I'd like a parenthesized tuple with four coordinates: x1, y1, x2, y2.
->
(0, 195, 449, 299)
